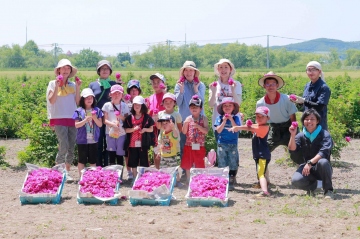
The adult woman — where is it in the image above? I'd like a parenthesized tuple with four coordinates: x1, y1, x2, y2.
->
(288, 108, 334, 199)
(209, 59, 242, 141)
(174, 61, 205, 158)
(46, 59, 81, 182)
(301, 61, 331, 130)
(89, 60, 116, 167)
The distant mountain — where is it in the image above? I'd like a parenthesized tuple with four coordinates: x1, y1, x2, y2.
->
(271, 38, 360, 53)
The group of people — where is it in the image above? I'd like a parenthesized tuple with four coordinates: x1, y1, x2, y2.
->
(46, 57, 334, 199)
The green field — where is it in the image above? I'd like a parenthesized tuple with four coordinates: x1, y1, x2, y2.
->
(1, 70, 360, 79)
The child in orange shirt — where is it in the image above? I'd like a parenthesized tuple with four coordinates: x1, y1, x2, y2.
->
(229, 106, 271, 197)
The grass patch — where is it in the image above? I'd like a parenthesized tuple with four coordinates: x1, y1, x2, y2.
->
(0, 146, 9, 167)
(278, 204, 297, 215)
(253, 218, 266, 224)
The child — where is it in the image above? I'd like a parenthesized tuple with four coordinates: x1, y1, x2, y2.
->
(102, 85, 130, 166)
(147, 73, 167, 169)
(156, 92, 182, 138)
(123, 96, 154, 179)
(124, 79, 142, 109)
(73, 88, 103, 177)
(156, 93, 182, 160)
(214, 97, 241, 191)
(229, 106, 271, 197)
(181, 95, 209, 182)
(209, 59, 243, 141)
(157, 115, 182, 187)
(123, 79, 142, 179)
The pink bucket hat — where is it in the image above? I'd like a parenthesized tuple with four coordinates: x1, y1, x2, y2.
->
(110, 84, 124, 94)
(217, 97, 239, 115)
(255, 106, 270, 117)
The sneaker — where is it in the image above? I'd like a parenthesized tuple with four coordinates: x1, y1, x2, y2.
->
(324, 190, 334, 200)
(176, 182, 185, 188)
(256, 191, 270, 198)
(127, 171, 134, 180)
(65, 171, 74, 183)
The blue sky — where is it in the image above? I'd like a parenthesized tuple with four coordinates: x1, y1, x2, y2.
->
(2, 0, 359, 55)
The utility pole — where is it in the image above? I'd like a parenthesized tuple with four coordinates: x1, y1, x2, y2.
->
(167, 39, 171, 68)
(266, 35, 270, 69)
(54, 43, 58, 66)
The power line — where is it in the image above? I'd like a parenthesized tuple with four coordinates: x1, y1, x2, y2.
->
(35, 34, 306, 50)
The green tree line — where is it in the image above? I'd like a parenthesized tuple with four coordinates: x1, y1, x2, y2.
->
(2, 40, 360, 70)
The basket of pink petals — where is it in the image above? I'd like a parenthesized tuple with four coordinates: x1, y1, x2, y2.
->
(77, 165, 123, 205)
(185, 167, 229, 207)
(19, 163, 66, 205)
(129, 166, 178, 206)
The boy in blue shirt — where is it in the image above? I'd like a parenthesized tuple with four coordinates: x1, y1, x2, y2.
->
(214, 97, 241, 190)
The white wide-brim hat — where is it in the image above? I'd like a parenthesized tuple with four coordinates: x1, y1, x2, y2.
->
(179, 61, 200, 78)
(214, 59, 236, 77)
(54, 59, 77, 78)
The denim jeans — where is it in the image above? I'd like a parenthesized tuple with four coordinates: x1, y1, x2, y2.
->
(217, 143, 239, 171)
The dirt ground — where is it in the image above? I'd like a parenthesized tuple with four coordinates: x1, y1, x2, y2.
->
(0, 138, 359, 239)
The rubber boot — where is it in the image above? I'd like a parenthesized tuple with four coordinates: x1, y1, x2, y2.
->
(229, 169, 238, 184)
(229, 176, 235, 191)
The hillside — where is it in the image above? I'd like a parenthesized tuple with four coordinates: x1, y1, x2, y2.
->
(271, 38, 360, 53)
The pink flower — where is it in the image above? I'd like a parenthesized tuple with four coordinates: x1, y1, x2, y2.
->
(345, 136, 351, 142)
(75, 76, 81, 82)
(224, 113, 230, 118)
(211, 81, 217, 87)
(189, 174, 227, 200)
(178, 76, 185, 83)
(22, 83, 26, 87)
(133, 171, 172, 192)
(192, 95, 199, 100)
(228, 78, 234, 85)
(114, 111, 120, 116)
(194, 77, 200, 84)
(289, 94, 297, 101)
(115, 73, 121, 79)
(79, 167, 121, 198)
(291, 121, 298, 128)
(57, 75, 63, 81)
(42, 123, 49, 127)
(159, 83, 166, 89)
(22, 168, 63, 194)
(124, 94, 131, 101)
(246, 119, 253, 127)
(91, 110, 97, 115)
